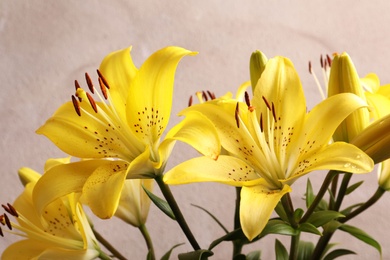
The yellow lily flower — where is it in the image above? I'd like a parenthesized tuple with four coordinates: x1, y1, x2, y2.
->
(1, 167, 104, 260)
(164, 55, 374, 240)
(34, 46, 220, 219)
(328, 52, 370, 142)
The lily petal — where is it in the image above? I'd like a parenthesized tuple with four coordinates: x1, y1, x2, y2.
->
(164, 155, 262, 187)
(99, 46, 138, 119)
(126, 47, 197, 145)
(36, 101, 141, 160)
(159, 111, 221, 168)
(240, 184, 291, 241)
(81, 160, 128, 219)
(284, 142, 373, 184)
(33, 160, 112, 215)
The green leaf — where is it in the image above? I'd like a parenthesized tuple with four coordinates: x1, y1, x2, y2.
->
(260, 219, 298, 237)
(275, 239, 288, 260)
(246, 250, 261, 260)
(305, 178, 314, 208)
(345, 181, 364, 195)
(306, 211, 344, 227)
(208, 228, 247, 250)
(275, 201, 289, 222)
(178, 250, 214, 260)
(161, 243, 185, 260)
(340, 202, 364, 215)
(297, 241, 314, 260)
(191, 204, 228, 233)
(322, 249, 356, 260)
(298, 223, 322, 236)
(294, 208, 304, 223)
(339, 224, 382, 255)
(142, 185, 176, 220)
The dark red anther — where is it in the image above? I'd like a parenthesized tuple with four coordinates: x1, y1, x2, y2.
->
(97, 69, 110, 89)
(320, 54, 324, 68)
(85, 73, 94, 94)
(244, 91, 251, 107)
(71, 95, 81, 116)
(207, 91, 215, 100)
(188, 95, 193, 107)
(6, 203, 18, 217)
(326, 54, 332, 67)
(0, 226, 3, 237)
(260, 113, 263, 132)
(3, 214, 11, 230)
(1, 204, 11, 215)
(262, 96, 271, 111)
(98, 77, 108, 100)
(202, 91, 208, 101)
(308, 61, 312, 74)
(235, 102, 240, 128)
(86, 92, 98, 113)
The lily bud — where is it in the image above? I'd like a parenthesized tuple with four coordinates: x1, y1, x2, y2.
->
(378, 160, 390, 191)
(18, 167, 41, 186)
(249, 50, 268, 93)
(352, 114, 390, 164)
(328, 52, 369, 142)
(115, 179, 153, 227)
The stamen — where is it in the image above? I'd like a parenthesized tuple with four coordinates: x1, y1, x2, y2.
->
(188, 95, 193, 107)
(3, 214, 11, 230)
(244, 91, 251, 107)
(207, 91, 215, 100)
(0, 226, 3, 237)
(271, 102, 277, 122)
(260, 113, 263, 132)
(1, 204, 11, 215)
(320, 55, 324, 68)
(326, 54, 332, 67)
(96, 69, 110, 89)
(235, 102, 240, 128)
(71, 95, 81, 116)
(85, 73, 94, 94)
(98, 77, 108, 100)
(7, 203, 18, 217)
(262, 96, 271, 111)
(86, 92, 98, 113)
(308, 61, 312, 74)
(202, 91, 208, 101)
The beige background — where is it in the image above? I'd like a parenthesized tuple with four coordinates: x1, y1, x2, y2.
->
(1, 1, 390, 259)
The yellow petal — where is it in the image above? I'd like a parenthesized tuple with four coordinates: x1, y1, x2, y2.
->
(285, 142, 373, 184)
(252, 55, 306, 157)
(164, 155, 262, 187)
(18, 167, 41, 186)
(33, 160, 111, 215)
(115, 179, 153, 227)
(36, 101, 142, 160)
(361, 73, 380, 93)
(161, 111, 221, 164)
(365, 91, 390, 120)
(126, 46, 197, 145)
(99, 46, 138, 119)
(290, 93, 368, 164)
(126, 147, 156, 178)
(240, 184, 291, 241)
(2, 240, 47, 260)
(81, 160, 128, 219)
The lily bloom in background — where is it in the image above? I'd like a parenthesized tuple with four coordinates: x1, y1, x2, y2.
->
(1, 166, 105, 260)
(34, 46, 219, 219)
(164, 55, 374, 240)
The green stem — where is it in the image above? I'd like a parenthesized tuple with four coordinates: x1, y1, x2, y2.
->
(332, 172, 352, 211)
(155, 175, 201, 250)
(342, 186, 385, 223)
(289, 231, 301, 260)
(329, 174, 339, 209)
(310, 231, 333, 260)
(139, 224, 155, 260)
(232, 187, 243, 257)
(93, 227, 127, 260)
(300, 170, 338, 224)
(281, 193, 297, 227)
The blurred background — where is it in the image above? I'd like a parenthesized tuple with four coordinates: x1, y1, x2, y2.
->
(1, 1, 390, 259)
